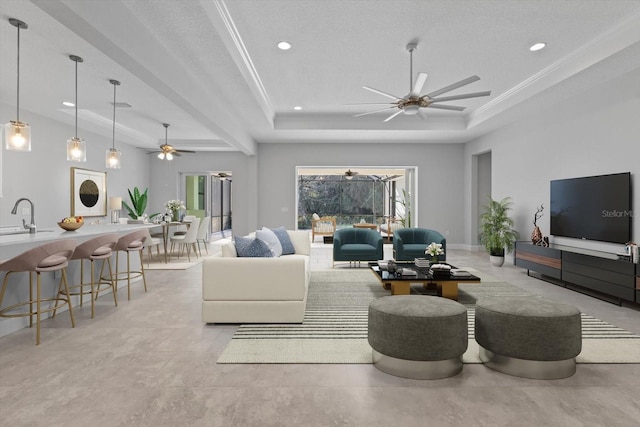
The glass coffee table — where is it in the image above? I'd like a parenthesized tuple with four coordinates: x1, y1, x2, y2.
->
(368, 261, 481, 300)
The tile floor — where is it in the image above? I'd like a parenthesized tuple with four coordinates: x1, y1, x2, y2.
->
(1, 242, 639, 426)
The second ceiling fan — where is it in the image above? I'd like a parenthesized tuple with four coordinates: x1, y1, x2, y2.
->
(351, 42, 491, 122)
(149, 123, 195, 160)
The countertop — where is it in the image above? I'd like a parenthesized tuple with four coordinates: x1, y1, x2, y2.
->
(0, 222, 160, 248)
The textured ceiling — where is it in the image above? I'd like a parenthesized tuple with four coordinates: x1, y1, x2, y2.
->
(1, 0, 639, 155)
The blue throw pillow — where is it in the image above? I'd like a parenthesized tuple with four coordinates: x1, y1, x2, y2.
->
(271, 226, 295, 255)
(234, 236, 273, 258)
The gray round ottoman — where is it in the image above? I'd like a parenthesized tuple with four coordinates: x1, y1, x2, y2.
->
(368, 295, 468, 379)
(475, 296, 582, 379)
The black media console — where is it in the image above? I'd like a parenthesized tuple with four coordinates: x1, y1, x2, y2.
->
(514, 241, 639, 305)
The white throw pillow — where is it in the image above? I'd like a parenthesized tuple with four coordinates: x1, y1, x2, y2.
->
(256, 227, 283, 257)
(312, 213, 320, 220)
(221, 241, 237, 257)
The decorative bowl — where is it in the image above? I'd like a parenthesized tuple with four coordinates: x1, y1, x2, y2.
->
(58, 221, 83, 231)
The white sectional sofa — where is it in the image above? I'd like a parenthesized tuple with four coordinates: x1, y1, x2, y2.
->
(202, 230, 311, 323)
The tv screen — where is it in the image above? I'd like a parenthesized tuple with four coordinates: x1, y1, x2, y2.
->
(550, 172, 632, 244)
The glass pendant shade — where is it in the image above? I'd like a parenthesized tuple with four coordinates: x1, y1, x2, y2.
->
(166, 152, 173, 160)
(5, 121, 31, 151)
(6, 19, 30, 152)
(157, 152, 165, 160)
(66, 137, 86, 162)
(106, 148, 121, 169)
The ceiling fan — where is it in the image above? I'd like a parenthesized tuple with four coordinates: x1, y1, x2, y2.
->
(350, 42, 491, 122)
(148, 123, 195, 160)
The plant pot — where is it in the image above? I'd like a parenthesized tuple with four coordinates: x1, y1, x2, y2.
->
(489, 255, 505, 267)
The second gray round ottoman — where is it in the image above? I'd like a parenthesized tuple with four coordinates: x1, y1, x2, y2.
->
(368, 295, 468, 379)
(475, 296, 582, 379)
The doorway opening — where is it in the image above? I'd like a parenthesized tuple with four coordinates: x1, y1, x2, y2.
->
(180, 172, 233, 243)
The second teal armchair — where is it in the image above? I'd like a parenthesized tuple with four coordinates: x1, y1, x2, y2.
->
(393, 228, 446, 262)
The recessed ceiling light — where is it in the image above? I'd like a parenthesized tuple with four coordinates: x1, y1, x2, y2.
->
(294, 106, 302, 110)
(277, 41, 291, 50)
(529, 42, 546, 52)
(62, 101, 75, 107)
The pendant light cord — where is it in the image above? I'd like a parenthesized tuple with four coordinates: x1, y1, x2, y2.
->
(111, 82, 117, 150)
(16, 22, 20, 122)
(74, 59, 78, 138)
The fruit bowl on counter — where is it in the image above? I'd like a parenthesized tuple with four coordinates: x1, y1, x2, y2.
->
(58, 216, 84, 231)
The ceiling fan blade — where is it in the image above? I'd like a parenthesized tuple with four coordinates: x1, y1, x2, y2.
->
(431, 91, 491, 103)
(383, 109, 404, 122)
(417, 109, 428, 120)
(409, 72, 428, 98)
(427, 104, 466, 111)
(173, 152, 182, 156)
(363, 86, 403, 101)
(354, 106, 398, 117)
(426, 75, 480, 98)
(343, 102, 397, 106)
(175, 149, 196, 154)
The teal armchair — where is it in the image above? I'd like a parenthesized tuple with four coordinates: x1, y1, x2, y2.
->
(393, 228, 447, 262)
(333, 228, 383, 267)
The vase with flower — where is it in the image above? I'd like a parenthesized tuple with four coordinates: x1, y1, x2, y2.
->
(166, 199, 185, 222)
(425, 242, 445, 264)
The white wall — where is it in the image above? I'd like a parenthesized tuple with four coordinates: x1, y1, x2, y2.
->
(256, 142, 467, 244)
(464, 70, 640, 253)
(148, 151, 256, 236)
(0, 102, 149, 229)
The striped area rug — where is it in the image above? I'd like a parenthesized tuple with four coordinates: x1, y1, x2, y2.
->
(217, 269, 640, 364)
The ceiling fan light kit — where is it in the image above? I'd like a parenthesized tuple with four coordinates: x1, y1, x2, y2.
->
(355, 42, 491, 122)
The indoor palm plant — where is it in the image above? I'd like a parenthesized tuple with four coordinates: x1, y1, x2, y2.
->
(479, 196, 519, 266)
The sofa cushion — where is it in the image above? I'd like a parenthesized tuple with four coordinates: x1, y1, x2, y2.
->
(272, 226, 296, 255)
(234, 236, 273, 258)
(257, 227, 283, 257)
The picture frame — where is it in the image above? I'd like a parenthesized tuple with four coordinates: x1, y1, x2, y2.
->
(71, 167, 107, 217)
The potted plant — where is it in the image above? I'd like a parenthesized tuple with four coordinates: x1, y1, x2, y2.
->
(122, 187, 159, 220)
(479, 196, 519, 267)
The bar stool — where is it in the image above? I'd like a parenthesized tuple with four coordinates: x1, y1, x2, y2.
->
(104, 230, 148, 301)
(0, 239, 77, 345)
(55, 233, 119, 319)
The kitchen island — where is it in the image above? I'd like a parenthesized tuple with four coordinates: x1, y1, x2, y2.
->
(0, 222, 160, 338)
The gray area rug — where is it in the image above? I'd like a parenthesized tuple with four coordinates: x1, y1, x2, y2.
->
(217, 269, 640, 364)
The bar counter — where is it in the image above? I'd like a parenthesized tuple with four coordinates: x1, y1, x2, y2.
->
(0, 222, 159, 338)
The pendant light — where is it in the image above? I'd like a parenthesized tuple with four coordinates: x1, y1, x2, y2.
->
(66, 55, 86, 162)
(4, 18, 31, 152)
(105, 79, 121, 169)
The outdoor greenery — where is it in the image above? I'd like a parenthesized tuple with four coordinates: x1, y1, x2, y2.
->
(479, 196, 519, 257)
(298, 175, 385, 229)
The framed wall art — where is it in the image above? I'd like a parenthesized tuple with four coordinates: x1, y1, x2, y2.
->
(71, 167, 107, 217)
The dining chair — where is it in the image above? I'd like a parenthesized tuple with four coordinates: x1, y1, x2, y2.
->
(170, 217, 201, 261)
(195, 217, 210, 256)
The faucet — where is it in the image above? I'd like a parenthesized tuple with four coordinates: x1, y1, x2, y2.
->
(11, 198, 36, 234)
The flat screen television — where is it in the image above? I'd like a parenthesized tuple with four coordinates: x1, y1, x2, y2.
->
(550, 172, 632, 244)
